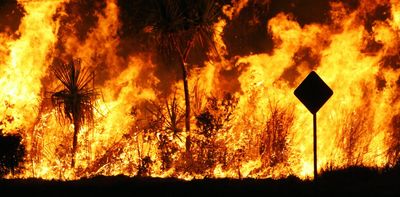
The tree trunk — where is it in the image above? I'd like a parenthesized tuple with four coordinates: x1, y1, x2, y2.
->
(71, 116, 79, 168)
(175, 37, 195, 153)
(181, 61, 191, 152)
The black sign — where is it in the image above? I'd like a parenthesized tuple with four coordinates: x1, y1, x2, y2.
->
(294, 71, 333, 114)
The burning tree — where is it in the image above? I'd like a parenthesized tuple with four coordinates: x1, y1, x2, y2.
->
(144, 0, 221, 152)
(50, 59, 98, 168)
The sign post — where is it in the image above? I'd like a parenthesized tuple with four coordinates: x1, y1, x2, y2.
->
(313, 113, 317, 180)
(294, 71, 333, 180)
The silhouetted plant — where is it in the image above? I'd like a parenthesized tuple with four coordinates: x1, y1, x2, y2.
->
(0, 103, 25, 177)
(132, 130, 154, 177)
(0, 133, 25, 177)
(189, 93, 237, 175)
(144, 0, 221, 152)
(50, 59, 98, 168)
(137, 156, 153, 177)
(259, 101, 294, 167)
(335, 107, 371, 166)
(144, 94, 184, 171)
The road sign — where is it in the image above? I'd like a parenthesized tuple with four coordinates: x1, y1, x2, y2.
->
(294, 71, 333, 181)
(294, 71, 333, 114)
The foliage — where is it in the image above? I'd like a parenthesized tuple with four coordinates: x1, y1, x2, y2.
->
(142, 95, 184, 171)
(146, 0, 221, 59)
(259, 101, 294, 168)
(0, 133, 25, 177)
(137, 156, 153, 177)
(189, 93, 237, 175)
(50, 59, 98, 167)
(51, 59, 97, 129)
(0, 103, 25, 177)
(144, 0, 223, 142)
(334, 107, 372, 167)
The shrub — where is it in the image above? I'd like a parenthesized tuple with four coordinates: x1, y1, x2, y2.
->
(0, 133, 25, 177)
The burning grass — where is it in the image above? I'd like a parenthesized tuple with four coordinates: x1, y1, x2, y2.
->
(2, 90, 400, 180)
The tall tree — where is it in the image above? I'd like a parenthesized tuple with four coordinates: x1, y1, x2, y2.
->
(50, 59, 97, 168)
(145, 0, 220, 152)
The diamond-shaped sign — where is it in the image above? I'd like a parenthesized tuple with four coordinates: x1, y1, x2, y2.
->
(294, 71, 333, 114)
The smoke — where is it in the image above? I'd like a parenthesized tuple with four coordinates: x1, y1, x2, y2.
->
(0, 0, 24, 34)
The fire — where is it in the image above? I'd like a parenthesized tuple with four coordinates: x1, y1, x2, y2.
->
(0, 0, 399, 180)
(0, 0, 64, 132)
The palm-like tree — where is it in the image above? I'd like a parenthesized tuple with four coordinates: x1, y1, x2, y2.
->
(50, 59, 97, 168)
(146, 0, 220, 152)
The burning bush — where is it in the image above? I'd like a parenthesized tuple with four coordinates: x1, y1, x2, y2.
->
(387, 114, 400, 166)
(336, 108, 372, 167)
(0, 133, 25, 177)
(187, 93, 237, 176)
(143, 95, 184, 172)
(259, 102, 294, 168)
(0, 104, 25, 178)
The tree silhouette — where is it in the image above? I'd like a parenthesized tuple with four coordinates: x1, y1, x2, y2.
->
(50, 59, 98, 168)
(144, 94, 184, 170)
(144, 0, 221, 152)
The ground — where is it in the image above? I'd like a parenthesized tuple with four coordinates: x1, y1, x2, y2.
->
(0, 166, 399, 196)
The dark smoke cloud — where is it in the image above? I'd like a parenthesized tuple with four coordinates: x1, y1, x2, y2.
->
(0, 0, 24, 34)
(224, 0, 332, 59)
(60, 0, 106, 42)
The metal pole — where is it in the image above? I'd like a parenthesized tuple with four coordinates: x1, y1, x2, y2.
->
(313, 113, 317, 181)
